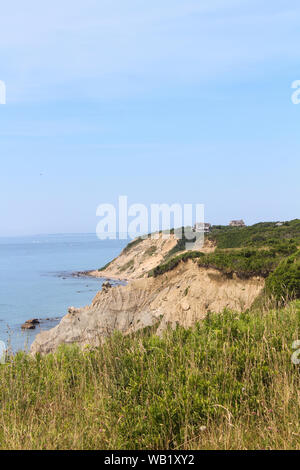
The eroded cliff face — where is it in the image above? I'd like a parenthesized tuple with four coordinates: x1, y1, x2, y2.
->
(31, 260, 264, 354)
(86, 233, 179, 280)
(85, 233, 216, 281)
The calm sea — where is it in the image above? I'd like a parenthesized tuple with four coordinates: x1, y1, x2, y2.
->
(0, 233, 128, 351)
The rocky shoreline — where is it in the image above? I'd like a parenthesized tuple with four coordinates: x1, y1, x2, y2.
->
(74, 269, 129, 283)
(21, 316, 62, 331)
(20, 272, 126, 333)
(73, 269, 129, 285)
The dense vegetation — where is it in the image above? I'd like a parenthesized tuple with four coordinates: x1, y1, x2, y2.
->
(208, 219, 300, 249)
(150, 221, 300, 303)
(1, 302, 299, 450)
(150, 251, 204, 277)
(151, 244, 298, 278)
(197, 246, 298, 280)
(266, 250, 300, 302)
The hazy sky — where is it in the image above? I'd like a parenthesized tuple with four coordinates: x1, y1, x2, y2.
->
(0, 0, 299, 236)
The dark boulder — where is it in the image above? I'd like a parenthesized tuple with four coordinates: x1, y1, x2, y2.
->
(21, 318, 40, 330)
(102, 281, 112, 293)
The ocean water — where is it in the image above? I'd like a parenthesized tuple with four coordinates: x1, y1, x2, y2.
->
(0, 233, 128, 351)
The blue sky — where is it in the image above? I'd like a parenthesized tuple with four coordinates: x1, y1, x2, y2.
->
(0, 0, 299, 236)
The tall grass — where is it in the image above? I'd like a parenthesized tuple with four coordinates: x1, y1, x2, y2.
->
(0, 301, 299, 450)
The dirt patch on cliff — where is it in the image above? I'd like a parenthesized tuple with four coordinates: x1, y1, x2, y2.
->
(86, 233, 178, 280)
(86, 234, 216, 281)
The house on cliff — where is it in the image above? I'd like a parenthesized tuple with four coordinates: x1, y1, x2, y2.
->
(193, 223, 211, 233)
(229, 220, 246, 227)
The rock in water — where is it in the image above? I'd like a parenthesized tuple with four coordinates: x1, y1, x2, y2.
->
(21, 318, 40, 330)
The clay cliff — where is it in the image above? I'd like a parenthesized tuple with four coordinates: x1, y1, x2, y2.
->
(31, 235, 264, 354)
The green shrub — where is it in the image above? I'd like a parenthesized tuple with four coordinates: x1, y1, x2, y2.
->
(266, 250, 300, 302)
(149, 251, 204, 277)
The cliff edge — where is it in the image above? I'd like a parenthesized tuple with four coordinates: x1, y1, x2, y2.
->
(31, 253, 264, 354)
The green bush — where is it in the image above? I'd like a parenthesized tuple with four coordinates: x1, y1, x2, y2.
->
(266, 250, 300, 302)
(149, 251, 204, 277)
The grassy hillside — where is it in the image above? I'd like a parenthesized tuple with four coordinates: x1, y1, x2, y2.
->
(208, 219, 300, 249)
(160, 220, 300, 255)
(151, 245, 298, 278)
(0, 302, 299, 450)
